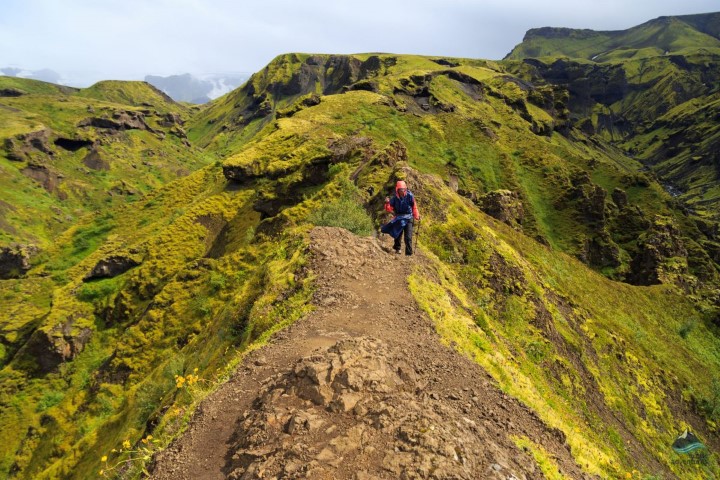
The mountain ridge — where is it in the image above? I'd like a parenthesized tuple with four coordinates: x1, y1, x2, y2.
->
(0, 12, 719, 479)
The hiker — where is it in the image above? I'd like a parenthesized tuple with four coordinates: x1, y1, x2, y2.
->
(381, 180, 420, 255)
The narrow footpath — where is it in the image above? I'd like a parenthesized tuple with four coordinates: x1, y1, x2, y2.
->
(149, 227, 591, 479)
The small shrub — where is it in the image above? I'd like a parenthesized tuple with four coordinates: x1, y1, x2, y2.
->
(37, 390, 64, 412)
(209, 272, 227, 293)
(679, 320, 695, 339)
(77, 280, 118, 302)
(308, 197, 373, 236)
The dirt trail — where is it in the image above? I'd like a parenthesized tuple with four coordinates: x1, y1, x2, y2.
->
(150, 227, 591, 479)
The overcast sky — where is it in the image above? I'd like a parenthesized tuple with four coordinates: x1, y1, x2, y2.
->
(1, 0, 718, 86)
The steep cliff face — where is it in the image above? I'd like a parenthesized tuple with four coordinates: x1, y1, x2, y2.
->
(0, 16, 719, 479)
(504, 12, 720, 221)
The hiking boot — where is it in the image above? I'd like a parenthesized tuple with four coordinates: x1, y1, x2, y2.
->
(394, 248, 402, 255)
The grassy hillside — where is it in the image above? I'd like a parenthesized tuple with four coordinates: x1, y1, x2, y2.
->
(0, 49, 718, 479)
(0, 77, 214, 249)
(505, 13, 720, 62)
(504, 12, 720, 223)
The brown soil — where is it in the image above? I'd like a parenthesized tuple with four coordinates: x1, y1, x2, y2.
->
(149, 227, 593, 479)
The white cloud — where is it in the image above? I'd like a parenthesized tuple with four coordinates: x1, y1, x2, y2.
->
(0, 0, 717, 86)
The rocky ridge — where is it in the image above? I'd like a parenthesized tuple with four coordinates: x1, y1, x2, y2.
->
(150, 227, 589, 480)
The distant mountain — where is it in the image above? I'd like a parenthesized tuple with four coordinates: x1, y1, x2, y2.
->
(0, 67, 62, 84)
(505, 12, 720, 62)
(144, 72, 250, 103)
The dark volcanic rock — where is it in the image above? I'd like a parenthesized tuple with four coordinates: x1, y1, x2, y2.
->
(82, 148, 110, 171)
(79, 110, 154, 132)
(566, 172, 607, 225)
(24, 319, 93, 373)
(580, 232, 622, 268)
(84, 255, 141, 281)
(21, 163, 65, 198)
(480, 190, 524, 229)
(0, 244, 38, 279)
(630, 217, 689, 286)
(4, 129, 54, 162)
(0, 87, 25, 97)
(611, 188, 628, 210)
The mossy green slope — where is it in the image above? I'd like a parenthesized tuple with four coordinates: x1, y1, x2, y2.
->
(505, 13, 720, 62)
(0, 48, 718, 479)
(0, 77, 213, 247)
(504, 12, 720, 222)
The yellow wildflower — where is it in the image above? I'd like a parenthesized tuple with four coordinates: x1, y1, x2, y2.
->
(122, 439, 131, 449)
(101, 455, 107, 462)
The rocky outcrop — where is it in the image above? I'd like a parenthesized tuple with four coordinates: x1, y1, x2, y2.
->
(84, 255, 141, 281)
(78, 110, 155, 132)
(3, 129, 54, 162)
(82, 148, 110, 170)
(629, 216, 689, 286)
(21, 163, 65, 198)
(580, 232, 622, 268)
(0, 244, 38, 279)
(0, 88, 25, 97)
(24, 318, 93, 373)
(157, 112, 184, 127)
(565, 172, 607, 225)
(227, 337, 518, 479)
(480, 190, 524, 229)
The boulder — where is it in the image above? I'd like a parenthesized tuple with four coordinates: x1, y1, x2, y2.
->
(480, 190, 524, 229)
(82, 148, 110, 171)
(84, 255, 141, 281)
(0, 244, 38, 279)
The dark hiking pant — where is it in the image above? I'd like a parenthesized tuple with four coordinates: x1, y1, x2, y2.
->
(393, 219, 414, 255)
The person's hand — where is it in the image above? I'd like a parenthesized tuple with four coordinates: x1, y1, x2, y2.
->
(384, 196, 390, 203)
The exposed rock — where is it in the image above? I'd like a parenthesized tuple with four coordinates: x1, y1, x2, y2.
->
(565, 172, 606, 225)
(0, 88, 25, 97)
(611, 188, 628, 209)
(82, 148, 110, 171)
(370, 140, 407, 168)
(3, 129, 54, 162)
(24, 317, 93, 373)
(328, 135, 374, 163)
(21, 163, 65, 198)
(629, 216, 689, 286)
(84, 255, 141, 281)
(394, 73, 456, 114)
(107, 180, 138, 196)
(157, 112, 184, 127)
(480, 190, 524, 229)
(78, 110, 155, 132)
(580, 232, 622, 268)
(0, 244, 38, 279)
(226, 337, 518, 480)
